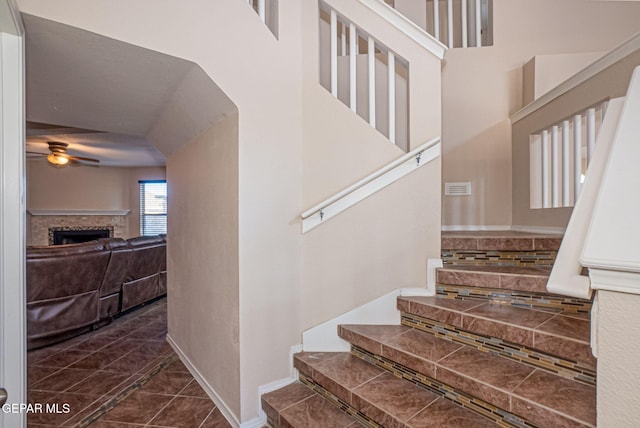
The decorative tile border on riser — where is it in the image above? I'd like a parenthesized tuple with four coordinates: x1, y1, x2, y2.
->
(401, 313, 596, 386)
(298, 372, 382, 428)
(442, 250, 557, 267)
(437, 285, 593, 315)
(351, 346, 532, 428)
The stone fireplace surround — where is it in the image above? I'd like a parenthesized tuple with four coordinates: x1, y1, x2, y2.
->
(28, 210, 130, 246)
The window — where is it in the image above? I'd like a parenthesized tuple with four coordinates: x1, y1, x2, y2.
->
(139, 180, 167, 236)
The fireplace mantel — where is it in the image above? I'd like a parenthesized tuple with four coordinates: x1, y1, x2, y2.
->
(28, 209, 131, 216)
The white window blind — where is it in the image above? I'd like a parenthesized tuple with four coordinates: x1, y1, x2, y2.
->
(140, 180, 167, 236)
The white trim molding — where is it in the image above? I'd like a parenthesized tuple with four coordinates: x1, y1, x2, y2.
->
(357, 0, 447, 60)
(511, 32, 640, 123)
(589, 269, 640, 295)
(510, 225, 566, 234)
(28, 209, 131, 216)
(166, 335, 240, 428)
(0, 3, 26, 426)
(302, 138, 440, 233)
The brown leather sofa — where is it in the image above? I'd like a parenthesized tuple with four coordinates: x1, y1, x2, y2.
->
(26, 236, 167, 350)
(26, 241, 111, 350)
(122, 236, 166, 311)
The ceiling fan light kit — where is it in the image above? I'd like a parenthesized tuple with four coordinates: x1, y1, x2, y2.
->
(46, 153, 69, 166)
(27, 141, 100, 167)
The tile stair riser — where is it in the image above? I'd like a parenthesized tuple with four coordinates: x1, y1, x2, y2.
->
(400, 313, 596, 386)
(436, 269, 549, 294)
(436, 285, 592, 314)
(442, 250, 557, 267)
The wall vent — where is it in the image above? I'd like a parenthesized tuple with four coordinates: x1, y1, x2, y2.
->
(444, 182, 472, 196)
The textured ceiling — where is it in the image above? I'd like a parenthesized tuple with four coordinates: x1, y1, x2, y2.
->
(23, 14, 236, 167)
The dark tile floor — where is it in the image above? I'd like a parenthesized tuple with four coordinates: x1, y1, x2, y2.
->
(27, 298, 231, 427)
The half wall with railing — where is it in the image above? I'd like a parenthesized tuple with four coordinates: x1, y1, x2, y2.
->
(511, 32, 640, 298)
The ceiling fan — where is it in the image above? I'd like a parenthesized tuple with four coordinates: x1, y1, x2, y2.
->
(27, 141, 100, 166)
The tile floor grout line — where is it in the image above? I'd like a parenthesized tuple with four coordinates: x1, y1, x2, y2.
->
(73, 352, 179, 427)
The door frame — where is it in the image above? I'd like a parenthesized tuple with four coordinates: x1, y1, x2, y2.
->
(0, 0, 26, 427)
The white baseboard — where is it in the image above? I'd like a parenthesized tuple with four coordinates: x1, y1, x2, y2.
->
(511, 225, 566, 234)
(426, 258, 443, 296)
(441, 225, 512, 231)
(166, 334, 241, 428)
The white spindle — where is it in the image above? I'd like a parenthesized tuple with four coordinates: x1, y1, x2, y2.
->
(573, 114, 583, 201)
(368, 36, 376, 127)
(541, 129, 550, 208)
(258, 0, 266, 23)
(388, 51, 396, 143)
(447, 0, 454, 48)
(475, 0, 482, 47)
(341, 23, 347, 56)
(433, 0, 440, 41)
(330, 10, 338, 97)
(586, 107, 596, 165)
(551, 125, 560, 207)
(349, 23, 357, 112)
(562, 120, 571, 207)
(461, 0, 468, 48)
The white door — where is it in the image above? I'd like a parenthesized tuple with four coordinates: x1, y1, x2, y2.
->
(0, 2, 26, 427)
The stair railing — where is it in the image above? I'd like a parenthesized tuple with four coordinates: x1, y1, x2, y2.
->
(247, 0, 278, 37)
(301, 136, 441, 232)
(367, 0, 493, 48)
(528, 101, 608, 209)
(320, 1, 411, 149)
(511, 32, 640, 299)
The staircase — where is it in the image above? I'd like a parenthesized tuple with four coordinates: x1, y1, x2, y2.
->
(262, 232, 595, 427)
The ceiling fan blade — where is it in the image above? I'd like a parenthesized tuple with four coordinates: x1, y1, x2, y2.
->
(69, 155, 100, 163)
(26, 151, 48, 156)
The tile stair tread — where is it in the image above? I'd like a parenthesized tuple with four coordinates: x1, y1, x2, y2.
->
(293, 352, 501, 427)
(261, 381, 360, 428)
(397, 295, 595, 369)
(337, 324, 596, 427)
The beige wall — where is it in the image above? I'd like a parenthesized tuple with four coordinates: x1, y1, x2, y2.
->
(441, 0, 640, 227)
(26, 160, 166, 243)
(167, 113, 240, 417)
(522, 52, 605, 105)
(512, 49, 640, 228)
(596, 290, 640, 427)
(27, 160, 129, 211)
(302, 0, 442, 329)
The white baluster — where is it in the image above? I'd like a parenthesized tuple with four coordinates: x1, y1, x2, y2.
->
(573, 114, 583, 201)
(475, 0, 482, 47)
(349, 23, 357, 113)
(388, 51, 396, 144)
(461, 0, 468, 48)
(541, 129, 550, 208)
(258, 0, 266, 23)
(551, 125, 560, 207)
(434, 0, 440, 42)
(330, 9, 338, 97)
(447, 0, 454, 48)
(562, 120, 571, 207)
(368, 36, 376, 127)
(586, 107, 596, 166)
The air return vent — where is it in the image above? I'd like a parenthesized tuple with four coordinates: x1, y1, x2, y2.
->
(444, 182, 472, 196)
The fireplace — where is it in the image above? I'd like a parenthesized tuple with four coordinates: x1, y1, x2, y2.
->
(49, 226, 114, 245)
